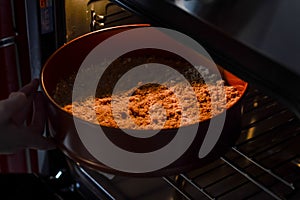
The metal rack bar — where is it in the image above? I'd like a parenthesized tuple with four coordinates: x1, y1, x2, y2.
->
(198, 171, 236, 190)
(231, 147, 295, 190)
(163, 176, 193, 200)
(77, 167, 117, 200)
(220, 156, 283, 200)
(179, 173, 215, 200)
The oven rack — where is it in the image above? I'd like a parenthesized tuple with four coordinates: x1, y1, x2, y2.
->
(68, 86, 299, 200)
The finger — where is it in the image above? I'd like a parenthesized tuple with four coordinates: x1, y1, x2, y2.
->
(32, 138, 56, 151)
(12, 79, 40, 125)
(0, 123, 56, 153)
(26, 92, 56, 150)
(0, 92, 27, 122)
(13, 127, 56, 151)
(12, 95, 33, 126)
(24, 133, 56, 151)
(30, 92, 46, 132)
(19, 79, 39, 97)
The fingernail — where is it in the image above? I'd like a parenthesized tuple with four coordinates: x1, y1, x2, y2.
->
(9, 92, 26, 100)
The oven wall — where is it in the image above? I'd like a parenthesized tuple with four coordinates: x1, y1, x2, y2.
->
(64, 0, 145, 41)
(0, 0, 65, 174)
(0, 0, 34, 173)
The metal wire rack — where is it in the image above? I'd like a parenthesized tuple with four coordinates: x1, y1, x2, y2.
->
(69, 86, 299, 200)
(34, 1, 299, 199)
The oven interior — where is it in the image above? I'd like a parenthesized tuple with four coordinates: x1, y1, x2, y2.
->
(1, 1, 299, 200)
(49, 2, 300, 199)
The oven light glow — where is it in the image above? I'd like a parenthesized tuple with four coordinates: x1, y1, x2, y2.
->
(292, 158, 300, 167)
(55, 171, 63, 179)
(249, 116, 258, 124)
(253, 102, 258, 108)
(246, 127, 255, 140)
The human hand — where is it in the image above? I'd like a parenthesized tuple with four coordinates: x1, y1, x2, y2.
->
(0, 79, 55, 154)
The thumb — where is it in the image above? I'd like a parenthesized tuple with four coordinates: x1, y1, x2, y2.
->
(20, 126, 56, 151)
(25, 135, 56, 151)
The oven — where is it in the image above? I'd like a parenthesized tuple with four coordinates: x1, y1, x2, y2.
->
(0, 0, 299, 199)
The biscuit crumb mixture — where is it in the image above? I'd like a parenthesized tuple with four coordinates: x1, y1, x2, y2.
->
(62, 80, 240, 130)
